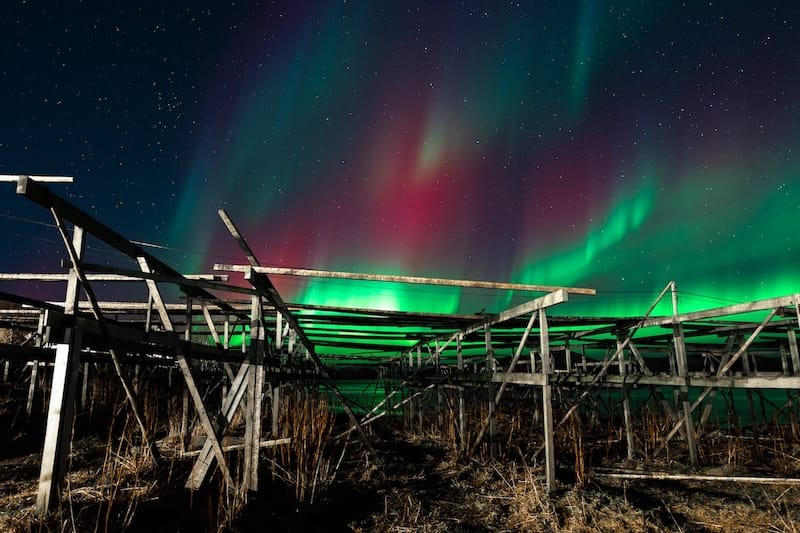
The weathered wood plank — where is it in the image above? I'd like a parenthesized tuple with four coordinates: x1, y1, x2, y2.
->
(36, 225, 84, 516)
(215, 263, 597, 296)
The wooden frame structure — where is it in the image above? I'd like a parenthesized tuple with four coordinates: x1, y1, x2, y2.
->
(2, 176, 800, 517)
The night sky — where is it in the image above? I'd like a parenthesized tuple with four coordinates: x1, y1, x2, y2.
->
(1, 1, 799, 317)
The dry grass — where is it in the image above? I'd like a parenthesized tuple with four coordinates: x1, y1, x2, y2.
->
(4, 362, 800, 532)
(272, 388, 338, 505)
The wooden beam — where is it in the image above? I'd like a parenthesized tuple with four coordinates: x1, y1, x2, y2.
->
(540, 309, 556, 492)
(244, 294, 265, 492)
(218, 209, 380, 463)
(641, 294, 800, 328)
(0, 174, 73, 183)
(15, 176, 234, 309)
(214, 263, 597, 296)
(0, 273, 227, 282)
(136, 257, 234, 489)
(36, 225, 84, 515)
(491, 372, 800, 390)
(469, 311, 538, 454)
(671, 285, 698, 466)
(186, 360, 252, 489)
(50, 213, 160, 462)
(463, 289, 567, 336)
(618, 337, 635, 460)
(592, 469, 800, 485)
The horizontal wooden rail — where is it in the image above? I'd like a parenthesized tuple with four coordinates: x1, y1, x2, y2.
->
(214, 263, 596, 296)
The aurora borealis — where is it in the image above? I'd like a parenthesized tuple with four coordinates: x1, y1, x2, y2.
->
(1, 2, 799, 317)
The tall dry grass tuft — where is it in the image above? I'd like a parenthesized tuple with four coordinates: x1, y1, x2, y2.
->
(274, 388, 337, 505)
(569, 412, 587, 488)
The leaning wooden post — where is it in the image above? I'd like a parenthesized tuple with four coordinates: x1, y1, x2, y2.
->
(80, 361, 89, 410)
(435, 339, 443, 434)
(244, 294, 265, 492)
(181, 388, 190, 454)
(618, 335, 635, 460)
(36, 225, 85, 515)
(540, 308, 556, 492)
(26, 360, 39, 415)
(272, 312, 282, 437)
(788, 329, 800, 376)
(485, 327, 497, 459)
(671, 283, 698, 466)
(457, 334, 466, 454)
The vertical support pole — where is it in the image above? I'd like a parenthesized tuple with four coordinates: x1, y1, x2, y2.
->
(36, 225, 85, 516)
(244, 295, 264, 492)
(184, 297, 192, 342)
(181, 388, 190, 454)
(2, 360, 9, 382)
(435, 340, 443, 433)
(741, 348, 761, 455)
(144, 294, 153, 332)
(288, 330, 296, 361)
(80, 362, 89, 410)
(540, 308, 556, 492)
(671, 284, 698, 466)
(457, 334, 466, 454)
(787, 329, 800, 376)
(580, 345, 587, 374)
(271, 383, 280, 437)
(417, 346, 423, 431)
(565, 337, 572, 372)
(26, 360, 39, 415)
(275, 312, 283, 353)
(618, 336, 635, 460)
(780, 345, 790, 376)
(485, 327, 496, 459)
(271, 311, 282, 437)
(786, 328, 800, 440)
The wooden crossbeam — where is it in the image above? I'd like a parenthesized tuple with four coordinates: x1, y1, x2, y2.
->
(214, 263, 597, 296)
(50, 212, 160, 464)
(0, 272, 228, 282)
(0, 174, 73, 183)
(15, 176, 235, 311)
(217, 209, 381, 463)
(136, 257, 234, 489)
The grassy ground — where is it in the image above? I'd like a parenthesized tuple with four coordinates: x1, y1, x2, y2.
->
(2, 425, 800, 531)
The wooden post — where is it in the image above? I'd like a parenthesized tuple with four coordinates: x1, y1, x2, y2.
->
(435, 339, 443, 433)
(788, 329, 800, 376)
(244, 295, 265, 492)
(271, 312, 282, 437)
(780, 345, 790, 376)
(540, 308, 556, 492)
(565, 338, 572, 372)
(224, 315, 230, 349)
(26, 360, 39, 415)
(36, 225, 84, 516)
(181, 388, 190, 453)
(671, 286, 698, 466)
(80, 362, 89, 410)
(137, 257, 233, 488)
(184, 297, 192, 342)
(271, 383, 280, 437)
(485, 327, 497, 459)
(457, 334, 465, 454)
(618, 337, 635, 460)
